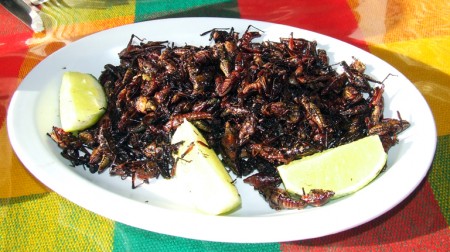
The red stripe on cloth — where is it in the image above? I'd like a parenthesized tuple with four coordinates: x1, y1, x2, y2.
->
(0, 6, 33, 125)
(237, 0, 368, 50)
(281, 180, 450, 251)
(0, 6, 33, 55)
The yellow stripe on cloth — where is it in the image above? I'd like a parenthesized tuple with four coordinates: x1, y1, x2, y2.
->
(0, 192, 114, 251)
(40, 0, 135, 27)
(382, 0, 450, 43)
(368, 36, 450, 136)
(0, 125, 49, 198)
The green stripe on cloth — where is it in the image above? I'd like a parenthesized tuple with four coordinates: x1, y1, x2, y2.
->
(135, 0, 237, 22)
(0, 193, 114, 251)
(429, 134, 450, 225)
(112, 222, 280, 251)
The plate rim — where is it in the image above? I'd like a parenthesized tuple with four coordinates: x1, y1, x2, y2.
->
(6, 17, 437, 243)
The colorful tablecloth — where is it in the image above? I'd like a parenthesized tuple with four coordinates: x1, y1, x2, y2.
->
(1, 0, 449, 251)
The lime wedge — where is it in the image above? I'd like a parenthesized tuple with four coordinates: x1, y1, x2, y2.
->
(59, 72, 107, 132)
(171, 119, 241, 215)
(277, 135, 387, 198)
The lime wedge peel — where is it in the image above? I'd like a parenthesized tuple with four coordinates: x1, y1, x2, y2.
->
(59, 71, 107, 132)
(277, 135, 387, 199)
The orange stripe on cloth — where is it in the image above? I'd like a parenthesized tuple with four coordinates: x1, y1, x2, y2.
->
(348, 0, 450, 44)
(0, 192, 114, 251)
(0, 121, 49, 198)
(382, 0, 450, 43)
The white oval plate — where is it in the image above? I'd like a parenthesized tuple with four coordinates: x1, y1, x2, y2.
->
(7, 18, 436, 243)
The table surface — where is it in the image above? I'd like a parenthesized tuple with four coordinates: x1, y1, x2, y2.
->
(1, 0, 449, 251)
